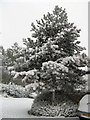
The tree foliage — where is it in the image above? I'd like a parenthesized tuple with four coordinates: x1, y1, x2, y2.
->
(4, 6, 88, 94)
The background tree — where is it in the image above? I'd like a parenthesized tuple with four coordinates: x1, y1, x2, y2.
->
(0, 46, 10, 84)
(4, 43, 25, 85)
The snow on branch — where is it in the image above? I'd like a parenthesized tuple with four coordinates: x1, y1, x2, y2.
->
(42, 61, 68, 72)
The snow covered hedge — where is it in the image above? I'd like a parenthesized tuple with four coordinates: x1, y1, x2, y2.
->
(29, 90, 82, 117)
(0, 83, 37, 98)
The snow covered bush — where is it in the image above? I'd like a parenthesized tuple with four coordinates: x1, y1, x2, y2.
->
(0, 83, 37, 98)
(30, 90, 79, 117)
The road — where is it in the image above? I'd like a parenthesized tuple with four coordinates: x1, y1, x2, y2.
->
(0, 97, 80, 120)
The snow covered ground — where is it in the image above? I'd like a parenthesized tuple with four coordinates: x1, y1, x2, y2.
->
(0, 96, 34, 119)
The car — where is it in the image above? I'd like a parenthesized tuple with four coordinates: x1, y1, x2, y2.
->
(77, 91, 90, 120)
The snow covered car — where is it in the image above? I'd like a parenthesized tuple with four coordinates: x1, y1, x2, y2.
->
(78, 92, 90, 120)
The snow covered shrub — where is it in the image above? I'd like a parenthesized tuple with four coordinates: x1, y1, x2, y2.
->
(0, 83, 37, 98)
(30, 90, 78, 117)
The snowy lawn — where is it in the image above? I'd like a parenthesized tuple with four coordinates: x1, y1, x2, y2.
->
(0, 96, 34, 118)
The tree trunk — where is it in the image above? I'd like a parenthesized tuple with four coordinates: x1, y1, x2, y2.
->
(52, 89, 55, 106)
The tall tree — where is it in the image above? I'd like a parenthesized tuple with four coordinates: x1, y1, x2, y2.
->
(9, 6, 88, 103)
(26, 6, 88, 91)
(0, 46, 10, 84)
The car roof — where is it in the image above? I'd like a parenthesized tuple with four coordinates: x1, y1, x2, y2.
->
(80, 94, 90, 103)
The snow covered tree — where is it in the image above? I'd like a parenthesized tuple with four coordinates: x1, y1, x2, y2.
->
(8, 6, 88, 102)
(23, 6, 87, 87)
(0, 46, 10, 84)
(4, 43, 25, 84)
(17, 6, 88, 104)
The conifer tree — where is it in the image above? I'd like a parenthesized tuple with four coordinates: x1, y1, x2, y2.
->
(8, 6, 88, 103)
(21, 6, 88, 103)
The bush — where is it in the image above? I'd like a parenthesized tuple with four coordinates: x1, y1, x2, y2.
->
(0, 83, 37, 98)
(30, 90, 79, 117)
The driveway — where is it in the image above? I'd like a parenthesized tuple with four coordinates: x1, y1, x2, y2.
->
(0, 97, 34, 119)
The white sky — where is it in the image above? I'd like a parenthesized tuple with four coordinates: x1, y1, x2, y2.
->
(0, 0, 88, 54)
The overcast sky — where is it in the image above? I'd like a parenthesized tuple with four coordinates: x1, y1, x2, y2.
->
(0, 0, 88, 54)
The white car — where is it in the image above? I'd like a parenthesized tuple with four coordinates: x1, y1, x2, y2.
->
(78, 92, 90, 120)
